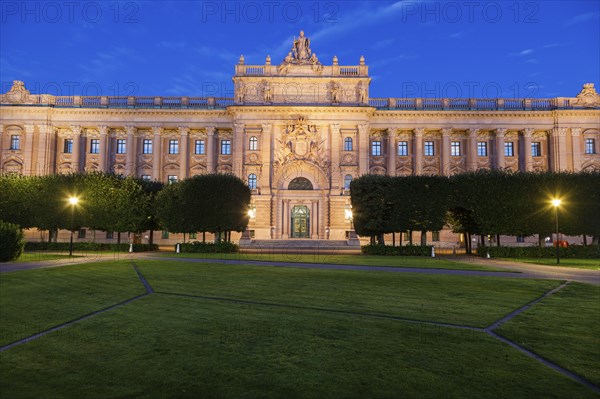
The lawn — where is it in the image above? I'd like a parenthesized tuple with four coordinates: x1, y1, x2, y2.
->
(9, 252, 78, 263)
(502, 258, 600, 270)
(160, 252, 508, 271)
(497, 282, 600, 386)
(0, 260, 598, 398)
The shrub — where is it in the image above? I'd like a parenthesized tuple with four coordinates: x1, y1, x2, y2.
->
(178, 241, 239, 253)
(477, 245, 600, 259)
(0, 221, 25, 262)
(361, 244, 433, 256)
(24, 242, 158, 252)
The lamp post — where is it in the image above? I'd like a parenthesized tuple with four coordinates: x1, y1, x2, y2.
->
(345, 204, 359, 245)
(68, 197, 79, 256)
(551, 199, 561, 264)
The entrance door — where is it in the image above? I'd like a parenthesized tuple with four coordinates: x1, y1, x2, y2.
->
(291, 205, 310, 238)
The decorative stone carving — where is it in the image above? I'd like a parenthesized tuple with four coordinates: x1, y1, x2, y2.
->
(356, 82, 367, 104)
(572, 83, 600, 108)
(4, 81, 31, 104)
(275, 117, 327, 169)
(262, 80, 272, 103)
(328, 81, 340, 103)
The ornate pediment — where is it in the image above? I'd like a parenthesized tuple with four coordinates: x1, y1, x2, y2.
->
(275, 117, 327, 169)
(4, 81, 31, 104)
(572, 83, 600, 108)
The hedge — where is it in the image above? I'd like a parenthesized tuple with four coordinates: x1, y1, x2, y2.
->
(361, 244, 434, 256)
(178, 241, 239, 253)
(477, 245, 600, 259)
(24, 242, 158, 252)
(0, 221, 25, 262)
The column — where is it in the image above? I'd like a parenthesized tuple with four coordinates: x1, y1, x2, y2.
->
(206, 126, 216, 173)
(330, 124, 341, 186)
(261, 123, 272, 193)
(467, 128, 478, 171)
(179, 126, 189, 180)
(310, 200, 317, 239)
(522, 128, 533, 172)
(125, 126, 136, 176)
(441, 128, 451, 175)
(282, 199, 289, 239)
(413, 128, 424, 175)
(495, 128, 506, 170)
(571, 128, 582, 171)
(553, 127, 568, 171)
(70, 125, 82, 172)
(22, 125, 35, 175)
(37, 124, 51, 175)
(387, 128, 396, 176)
(152, 126, 162, 180)
(98, 125, 108, 172)
(358, 123, 369, 175)
(233, 123, 244, 178)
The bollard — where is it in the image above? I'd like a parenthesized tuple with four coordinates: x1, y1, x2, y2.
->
(486, 251, 490, 259)
(129, 243, 133, 253)
(431, 246, 435, 258)
(176, 243, 180, 253)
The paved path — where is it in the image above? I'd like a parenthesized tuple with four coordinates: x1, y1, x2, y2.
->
(1, 252, 598, 285)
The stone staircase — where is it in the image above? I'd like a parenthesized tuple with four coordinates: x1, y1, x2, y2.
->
(240, 239, 361, 254)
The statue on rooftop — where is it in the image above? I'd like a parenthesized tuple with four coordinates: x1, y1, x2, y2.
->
(293, 30, 311, 61)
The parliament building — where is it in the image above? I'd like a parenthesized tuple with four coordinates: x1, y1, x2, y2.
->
(1, 32, 599, 247)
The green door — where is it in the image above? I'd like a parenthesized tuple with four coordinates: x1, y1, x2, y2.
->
(291, 205, 310, 238)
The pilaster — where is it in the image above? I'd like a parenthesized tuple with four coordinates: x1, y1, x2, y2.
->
(152, 126, 162, 180)
(495, 128, 507, 170)
(387, 128, 396, 176)
(179, 126, 189, 180)
(70, 125, 82, 172)
(467, 128, 478, 171)
(522, 128, 533, 172)
(441, 128, 451, 175)
(206, 126, 216, 173)
(125, 126, 136, 176)
(358, 123, 369, 175)
(414, 128, 424, 175)
(98, 125, 108, 172)
(571, 128, 582, 171)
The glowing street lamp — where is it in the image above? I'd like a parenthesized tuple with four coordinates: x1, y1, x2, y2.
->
(68, 196, 79, 256)
(551, 199, 561, 264)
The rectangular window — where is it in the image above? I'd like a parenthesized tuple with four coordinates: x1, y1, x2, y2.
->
(77, 229, 86, 239)
(504, 142, 514, 157)
(371, 141, 381, 156)
(451, 141, 461, 156)
(397, 141, 408, 156)
(161, 230, 169, 239)
(221, 140, 231, 155)
(64, 139, 73, 154)
(532, 142, 541, 157)
(403, 231, 410, 241)
(195, 140, 205, 155)
(344, 137, 353, 151)
(106, 231, 114, 239)
(168, 175, 178, 184)
(116, 139, 126, 154)
(189, 232, 197, 239)
(516, 235, 525, 243)
(141, 175, 151, 181)
(10, 135, 20, 150)
(90, 139, 100, 154)
(432, 231, 440, 242)
(424, 141, 434, 156)
(142, 139, 153, 154)
(477, 142, 488, 157)
(168, 139, 179, 154)
(585, 138, 596, 154)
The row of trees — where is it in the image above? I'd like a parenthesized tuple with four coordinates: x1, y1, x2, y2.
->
(0, 173, 251, 244)
(350, 171, 600, 249)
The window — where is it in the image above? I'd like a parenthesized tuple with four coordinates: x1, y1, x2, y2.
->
(90, 139, 99, 154)
(189, 232, 197, 239)
(585, 138, 596, 154)
(194, 140, 205, 155)
(168, 175, 178, 184)
(64, 139, 73, 154)
(531, 142, 541, 157)
(116, 139, 126, 154)
(10, 135, 20, 150)
(477, 142, 487, 157)
(344, 174, 352, 189)
(141, 175, 151, 181)
(371, 140, 381, 156)
(403, 231, 410, 241)
(344, 137, 353, 151)
(504, 142, 514, 157)
(249, 136, 258, 151)
(221, 140, 231, 155)
(106, 231, 114, 239)
(168, 139, 179, 154)
(432, 231, 440, 242)
(77, 229, 86, 239)
(142, 139, 153, 154)
(424, 141, 434, 156)
(451, 141, 461, 156)
(397, 141, 408, 156)
(161, 230, 169, 239)
(516, 235, 525, 243)
(248, 173, 257, 189)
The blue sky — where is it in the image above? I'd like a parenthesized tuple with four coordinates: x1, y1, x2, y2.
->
(1, 1, 599, 98)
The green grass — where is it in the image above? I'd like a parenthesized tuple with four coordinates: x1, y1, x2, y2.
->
(497, 282, 600, 386)
(501, 258, 600, 270)
(137, 260, 557, 327)
(1, 294, 597, 399)
(0, 261, 145, 346)
(9, 252, 79, 263)
(159, 252, 507, 271)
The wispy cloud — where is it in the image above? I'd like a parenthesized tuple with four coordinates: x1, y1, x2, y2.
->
(449, 32, 463, 39)
(509, 49, 534, 57)
(563, 12, 600, 27)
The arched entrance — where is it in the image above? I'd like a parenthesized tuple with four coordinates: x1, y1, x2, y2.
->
(291, 205, 310, 238)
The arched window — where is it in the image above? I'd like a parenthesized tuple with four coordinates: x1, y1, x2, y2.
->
(249, 136, 258, 151)
(344, 174, 352, 189)
(288, 177, 313, 190)
(248, 173, 257, 189)
(344, 137, 353, 151)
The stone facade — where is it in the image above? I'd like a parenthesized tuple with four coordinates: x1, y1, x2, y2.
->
(1, 32, 599, 245)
